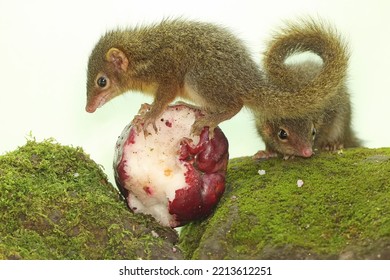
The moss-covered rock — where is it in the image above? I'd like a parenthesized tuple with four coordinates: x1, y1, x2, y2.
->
(0, 139, 183, 260)
(3, 140, 389, 260)
(179, 148, 390, 259)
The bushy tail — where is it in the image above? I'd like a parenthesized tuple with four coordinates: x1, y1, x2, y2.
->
(254, 18, 350, 119)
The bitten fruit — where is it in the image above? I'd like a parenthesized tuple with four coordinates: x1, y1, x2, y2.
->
(113, 104, 229, 227)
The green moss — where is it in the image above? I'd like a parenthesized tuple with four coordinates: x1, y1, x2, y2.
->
(179, 148, 390, 259)
(0, 138, 183, 260)
(3, 139, 389, 259)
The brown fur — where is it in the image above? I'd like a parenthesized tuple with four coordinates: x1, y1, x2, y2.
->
(254, 19, 361, 159)
(85, 18, 347, 135)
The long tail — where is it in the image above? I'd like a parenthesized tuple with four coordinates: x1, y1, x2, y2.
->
(252, 18, 350, 119)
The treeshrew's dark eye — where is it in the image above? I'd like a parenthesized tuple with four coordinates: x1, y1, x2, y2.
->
(278, 129, 288, 140)
(97, 76, 107, 88)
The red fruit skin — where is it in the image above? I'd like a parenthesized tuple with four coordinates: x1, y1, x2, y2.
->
(169, 128, 228, 226)
(114, 123, 134, 199)
(114, 105, 229, 227)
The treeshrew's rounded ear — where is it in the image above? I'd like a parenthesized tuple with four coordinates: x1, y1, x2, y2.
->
(105, 48, 129, 72)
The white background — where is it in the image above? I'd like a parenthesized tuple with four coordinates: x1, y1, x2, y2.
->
(0, 260, 389, 279)
(1, 0, 389, 185)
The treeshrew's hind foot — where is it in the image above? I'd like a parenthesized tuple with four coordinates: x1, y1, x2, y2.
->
(191, 118, 218, 139)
